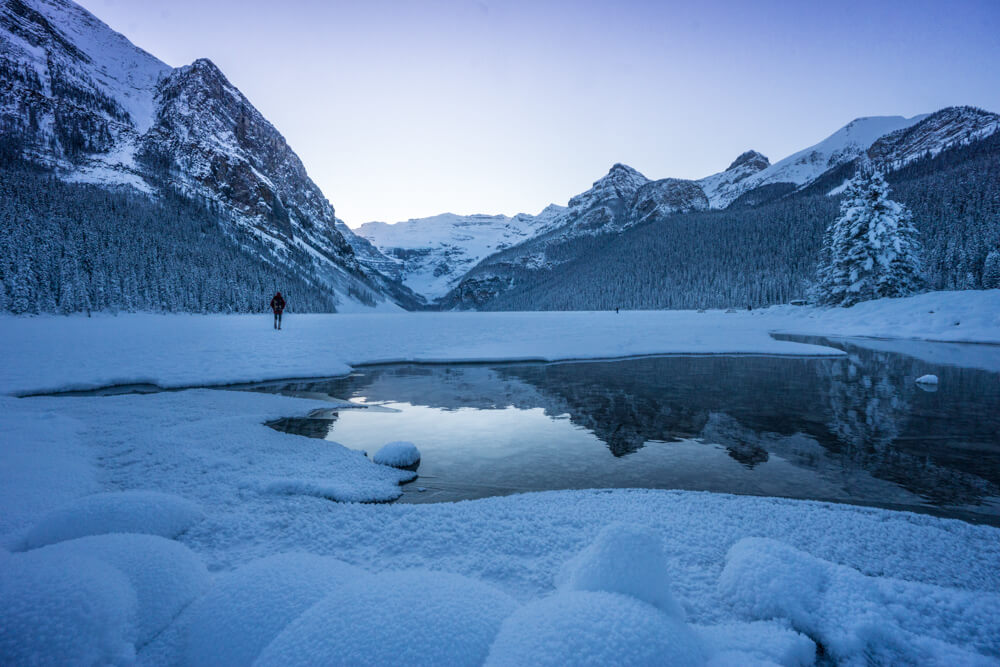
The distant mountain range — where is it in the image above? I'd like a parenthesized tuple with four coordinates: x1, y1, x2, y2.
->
(2, 0, 998, 313)
(422, 107, 998, 309)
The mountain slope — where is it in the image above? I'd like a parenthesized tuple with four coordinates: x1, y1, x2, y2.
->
(0, 0, 415, 311)
(697, 115, 929, 208)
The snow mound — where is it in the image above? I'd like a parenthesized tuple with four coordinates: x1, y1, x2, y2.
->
(916, 374, 939, 384)
(19, 490, 202, 550)
(255, 569, 517, 667)
(718, 538, 827, 627)
(719, 537, 1000, 665)
(33, 534, 209, 646)
(184, 553, 364, 667)
(0, 549, 137, 665)
(697, 621, 816, 667)
(372, 440, 421, 467)
(486, 590, 705, 667)
(556, 522, 685, 619)
(261, 476, 413, 503)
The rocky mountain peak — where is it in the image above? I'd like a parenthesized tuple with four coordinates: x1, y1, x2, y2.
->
(569, 163, 649, 209)
(726, 150, 769, 172)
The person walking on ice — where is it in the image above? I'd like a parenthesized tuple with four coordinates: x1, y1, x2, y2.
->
(270, 291, 285, 330)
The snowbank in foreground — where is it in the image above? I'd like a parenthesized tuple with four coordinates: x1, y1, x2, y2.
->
(1, 387, 999, 665)
(2, 289, 997, 396)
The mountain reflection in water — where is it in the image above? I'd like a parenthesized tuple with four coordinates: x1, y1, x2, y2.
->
(256, 338, 1000, 523)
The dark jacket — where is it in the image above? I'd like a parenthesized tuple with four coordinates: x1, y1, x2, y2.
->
(270, 293, 286, 313)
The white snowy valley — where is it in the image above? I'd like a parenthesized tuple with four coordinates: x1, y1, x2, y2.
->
(2, 290, 1000, 666)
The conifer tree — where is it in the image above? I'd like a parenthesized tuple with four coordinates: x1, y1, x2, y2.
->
(984, 249, 1000, 289)
(816, 168, 922, 306)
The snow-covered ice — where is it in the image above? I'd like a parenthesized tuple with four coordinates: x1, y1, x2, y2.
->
(2, 290, 998, 397)
(372, 440, 421, 467)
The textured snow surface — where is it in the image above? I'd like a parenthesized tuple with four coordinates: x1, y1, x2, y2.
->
(721, 537, 1000, 665)
(486, 590, 705, 667)
(372, 440, 421, 467)
(30, 534, 209, 645)
(556, 522, 686, 619)
(0, 548, 137, 665)
(256, 570, 517, 667)
(17, 490, 203, 550)
(183, 554, 364, 667)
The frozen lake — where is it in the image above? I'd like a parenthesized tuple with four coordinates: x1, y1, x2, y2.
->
(259, 337, 1000, 524)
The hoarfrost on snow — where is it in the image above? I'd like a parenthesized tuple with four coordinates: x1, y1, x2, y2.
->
(254, 569, 517, 667)
(485, 590, 705, 667)
(0, 549, 137, 665)
(17, 490, 203, 550)
(556, 522, 686, 619)
(28, 534, 209, 646)
(183, 553, 364, 667)
(372, 440, 421, 468)
(719, 537, 1000, 665)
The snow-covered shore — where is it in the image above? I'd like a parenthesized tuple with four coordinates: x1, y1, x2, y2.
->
(2, 290, 998, 396)
(2, 290, 999, 665)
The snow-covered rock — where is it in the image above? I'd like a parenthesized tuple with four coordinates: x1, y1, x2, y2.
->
(31, 534, 209, 645)
(373, 440, 421, 468)
(0, 548, 137, 665)
(916, 374, 939, 385)
(18, 490, 203, 550)
(184, 554, 364, 667)
(719, 537, 1000, 665)
(255, 569, 517, 667)
(556, 522, 686, 619)
(486, 590, 705, 667)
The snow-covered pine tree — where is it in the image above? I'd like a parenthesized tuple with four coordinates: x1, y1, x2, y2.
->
(984, 249, 1000, 289)
(816, 167, 922, 306)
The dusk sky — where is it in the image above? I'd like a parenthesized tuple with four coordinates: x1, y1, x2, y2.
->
(78, 0, 1000, 225)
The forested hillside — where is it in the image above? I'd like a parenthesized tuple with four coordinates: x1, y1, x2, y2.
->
(0, 164, 367, 314)
(473, 132, 1000, 311)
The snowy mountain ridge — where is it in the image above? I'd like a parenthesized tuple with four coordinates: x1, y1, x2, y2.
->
(0, 0, 416, 310)
(357, 208, 566, 300)
(437, 106, 999, 308)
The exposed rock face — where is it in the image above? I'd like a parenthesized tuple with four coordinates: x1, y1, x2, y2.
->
(629, 178, 709, 225)
(727, 150, 770, 172)
(1, 0, 416, 309)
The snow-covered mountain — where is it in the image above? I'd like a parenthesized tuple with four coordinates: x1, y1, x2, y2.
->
(437, 106, 999, 309)
(867, 106, 1000, 169)
(0, 0, 416, 310)
(357, 207, 565, 300)
(698, 115, 930, 208)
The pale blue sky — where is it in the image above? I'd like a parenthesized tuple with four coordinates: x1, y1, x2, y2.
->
(78, 0, 1000, 225)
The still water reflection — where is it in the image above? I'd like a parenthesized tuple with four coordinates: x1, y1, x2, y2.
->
(258, 338, 1000, 523)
